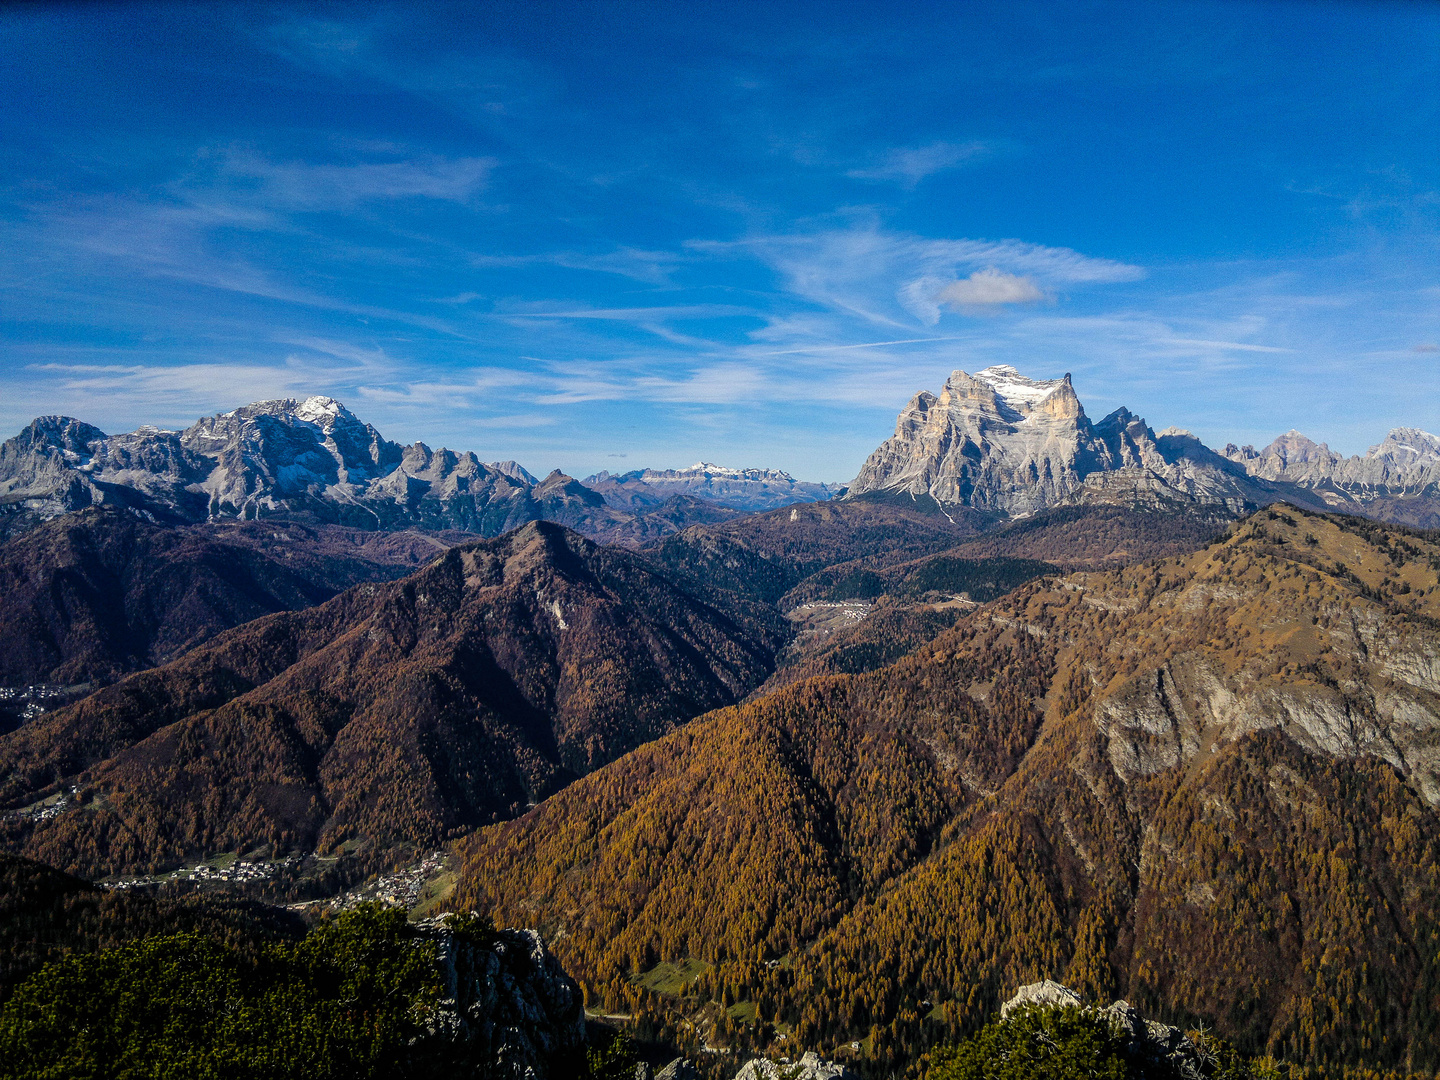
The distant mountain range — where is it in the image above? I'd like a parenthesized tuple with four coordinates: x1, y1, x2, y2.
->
(0, 398, 836, 545)
(1223, 427, 1440, 525)
(849, 365, 1440, 527)
(4, 375, 1436, 547)
(584, 463, 840, 511)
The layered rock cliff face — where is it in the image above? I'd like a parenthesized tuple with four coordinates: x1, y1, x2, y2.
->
(848, 366, 1309, 517)
(0, 398, 616, 541)
(1225, 428, 1440, 527)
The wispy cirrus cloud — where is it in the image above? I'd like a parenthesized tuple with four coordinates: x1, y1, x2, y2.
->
(847, 140, 995, 187)
(706, 221, 1144, 331)
(219, 150, 496, 208)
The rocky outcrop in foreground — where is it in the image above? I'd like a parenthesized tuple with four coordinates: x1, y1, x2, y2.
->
(733, 1050, 853, 1079)
(1002, 980, 1213, 1079)
(422, 917, 586, 1079)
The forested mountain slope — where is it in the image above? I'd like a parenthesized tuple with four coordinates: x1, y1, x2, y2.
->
(0, 508, 456, 686)
(0, 522, 786, 877)
(0, 852, 302, 1002)
(453, 506, 1440, 1075)
(760, 503, 1232, 695)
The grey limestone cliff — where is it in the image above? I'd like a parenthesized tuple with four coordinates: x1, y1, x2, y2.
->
(848, 366, 1313, 517)
(0, 397, 614, 540)
(422, 917, 587, 1079)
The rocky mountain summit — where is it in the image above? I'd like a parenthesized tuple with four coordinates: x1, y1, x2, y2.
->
(1225, 427, 1440, 527)
(0, 398, 837, 544)
(0, 397, 608, 540)
(585, 463, 839, 513)
(847, 365, 1387, 519)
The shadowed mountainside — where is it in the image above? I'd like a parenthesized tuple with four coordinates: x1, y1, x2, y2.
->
(0, 522, 787, 877)
(452, 506, 1440, 1074)
(0, 851, 304, 1003)
(0, 508, 463, 687)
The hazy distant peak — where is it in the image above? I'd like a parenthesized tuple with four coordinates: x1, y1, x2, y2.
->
(1369, 427, 1440, 461)
(671, 462, 797, 481)
(486, 459, 539, 484)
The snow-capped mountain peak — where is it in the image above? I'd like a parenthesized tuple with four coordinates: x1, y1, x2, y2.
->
(293, 395, 350, 425)
(677, 462, 796, 482)
(972, 364, 1071, 410)
(581, 461, 837, 512)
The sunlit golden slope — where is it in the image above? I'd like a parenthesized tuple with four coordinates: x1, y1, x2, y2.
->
(453, 507, 1440, 1074)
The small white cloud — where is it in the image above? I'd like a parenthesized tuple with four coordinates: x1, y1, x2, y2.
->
(936, 269, 1046, 310)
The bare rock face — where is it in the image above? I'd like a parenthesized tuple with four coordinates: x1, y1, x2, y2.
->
(849, 367, 1099, 514)
(0, 398, 612, 540)
(734, 1050, 853, 1079)
(654, 1060, 702, 1079)
(999, 978, 1082, 1017)
(1002, 981, 1210, 1077)
(848, 366, 1312, 517)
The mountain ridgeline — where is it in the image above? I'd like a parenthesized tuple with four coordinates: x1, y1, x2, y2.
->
(0, 399, 835, 547)
(0, 509, 461, 687)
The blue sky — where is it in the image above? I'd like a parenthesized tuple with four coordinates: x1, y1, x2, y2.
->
(1, 1, 1437, 481)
